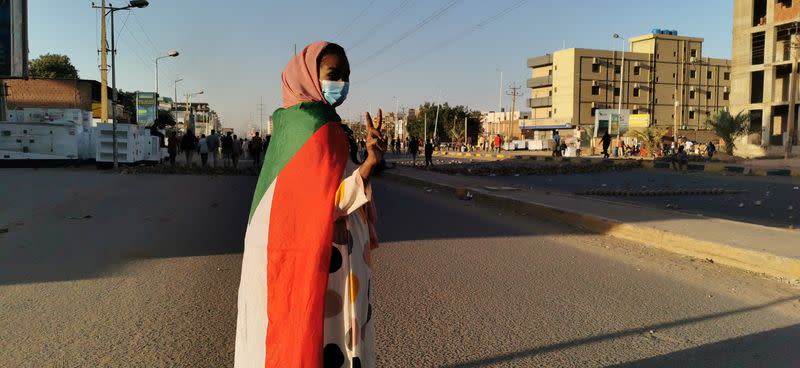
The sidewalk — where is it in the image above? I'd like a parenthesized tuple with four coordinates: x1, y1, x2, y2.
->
(384, 166, 800, 282)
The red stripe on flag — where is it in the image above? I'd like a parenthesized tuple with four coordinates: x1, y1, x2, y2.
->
(265, 122, 348, 367)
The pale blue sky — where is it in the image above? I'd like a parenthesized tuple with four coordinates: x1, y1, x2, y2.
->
(30, 0, 733, 133)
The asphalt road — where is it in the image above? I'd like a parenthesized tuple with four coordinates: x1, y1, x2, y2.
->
(391, 153, 800, 229)
(487, 169, 800, 229)
(2, 168, 800, 367)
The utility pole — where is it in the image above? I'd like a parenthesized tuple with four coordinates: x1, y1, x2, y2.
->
(257, 96, 265, 135)
(99, 0, 109, 123)
(433, 90, 442, 142)
(786, 29, 799, 159)
(424, 113, 427, 144)
(506, 83, 523, 142)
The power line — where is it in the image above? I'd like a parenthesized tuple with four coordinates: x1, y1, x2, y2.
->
(114, 10, 132, 44)
(353, 0, 463, 67)
(348, 0, 417, 50)
(333, 0, 379, 40)
(356, 0, 529, 85)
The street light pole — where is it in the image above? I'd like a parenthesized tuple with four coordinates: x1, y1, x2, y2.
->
(173, 78, 182, 128)
(155, 51, 179, 97)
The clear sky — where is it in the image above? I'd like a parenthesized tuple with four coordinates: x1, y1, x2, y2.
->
(30, 0, 733, 133)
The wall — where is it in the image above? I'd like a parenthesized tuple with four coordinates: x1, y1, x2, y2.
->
(774, 0, 800, 23)
(4, 79, 94, 111)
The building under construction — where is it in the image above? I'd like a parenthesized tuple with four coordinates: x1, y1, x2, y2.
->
(731, 0, 800, 157)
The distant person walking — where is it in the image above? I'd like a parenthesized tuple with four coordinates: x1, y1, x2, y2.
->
(180, 129, 197, 166)
(409, 136, 419, 166)
(552, 130, 561, 157)
(493, 134, 502, 154)
(250, 132, 264, 167)
(198, 134, 209, 167)
(394, 138, 401, 155)
(222, 131, 234, 168)
(207, 129, 220, 167)
(707, 141, 716, 161)
(424, 139, 434, 167)
(601, 132, 612, 158)
(232, 135, 242, 168)
(167, 131, 178, 166)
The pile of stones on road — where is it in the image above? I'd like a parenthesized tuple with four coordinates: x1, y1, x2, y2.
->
(120, 164, 259, 176)
(578, 188, 749, 196)
(397, 158, 642, 176)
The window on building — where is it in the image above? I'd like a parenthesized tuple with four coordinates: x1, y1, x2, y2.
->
(707, 91, 712, 100)
(673, 73, 676, 78)
(753, 0, 767, 26)
(689, 110, 695, 119)
(549, 91, 552, 96)
(673, 51, 677, 57)
(614, 87, 620, 96)
(634, 66, 640, 75)
(592, 86, 600, 95)
(633, 88, 640, 97)
(691, 49, 697, 58)
(751, 70, 764, 103)
(752, 32, 765, 65)
(724, 92, 730, 100)
(724, 72, 730, 80)
(591, 108, 597, 117)
(548, 110, 552, 117)
(690, 70, 696, 79)
(656, 53, 660, 59)
(615, 65, 621, 74)
(592, 63, 600, 73)
(707, 71, 713, 79)
(690, 90, 696, 99)
(656, 77, 660, 82)
(779, 0, 793, 8)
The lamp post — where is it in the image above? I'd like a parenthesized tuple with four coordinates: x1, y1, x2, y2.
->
(92, 0, 150, 170)
(155, 50, 179, 97)
(173, 78, 182, 129)
(613, 33, 627, 144)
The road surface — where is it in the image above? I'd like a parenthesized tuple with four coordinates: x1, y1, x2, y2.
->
(1, 168, 799, 367)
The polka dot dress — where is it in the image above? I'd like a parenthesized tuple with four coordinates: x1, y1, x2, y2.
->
(325, 170, 376, 368)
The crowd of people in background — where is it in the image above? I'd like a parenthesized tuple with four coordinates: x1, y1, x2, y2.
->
(165, 129, 271, 169)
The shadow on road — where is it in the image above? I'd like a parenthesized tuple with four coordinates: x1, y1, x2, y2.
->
(0, 169, 256, 286)
(439, 297, 800, 368)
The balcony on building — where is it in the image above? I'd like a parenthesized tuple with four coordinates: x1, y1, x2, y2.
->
(528, 96, 552, 108)
(528, 54, 553, 68)
(527, 75, 553, 88)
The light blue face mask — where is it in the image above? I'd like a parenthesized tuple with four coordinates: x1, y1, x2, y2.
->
(321, 80, 349, 107)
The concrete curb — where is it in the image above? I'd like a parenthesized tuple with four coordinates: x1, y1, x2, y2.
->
(383, 170, 800, 282)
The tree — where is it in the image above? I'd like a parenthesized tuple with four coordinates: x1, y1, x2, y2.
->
(628, 126, 667, 158)
(707, 109, 749, 155)
(29, 53, 79, 79)
(406, 102, 482, 144)
(154, 109, 176, 129)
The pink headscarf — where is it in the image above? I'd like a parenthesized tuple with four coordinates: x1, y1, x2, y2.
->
(281, 41, 329, 108)
(280, 41, 380, 248)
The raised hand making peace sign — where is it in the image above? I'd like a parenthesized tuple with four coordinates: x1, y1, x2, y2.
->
(358, 109, 388, 182)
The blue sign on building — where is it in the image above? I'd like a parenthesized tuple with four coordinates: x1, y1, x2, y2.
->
(136, 92, 157, 127)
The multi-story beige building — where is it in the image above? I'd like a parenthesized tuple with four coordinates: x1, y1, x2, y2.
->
(527, 32, 731, 140)
(731, 0, 800, 156)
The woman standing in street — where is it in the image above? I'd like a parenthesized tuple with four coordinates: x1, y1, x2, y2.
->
(235, 42, 384, 368)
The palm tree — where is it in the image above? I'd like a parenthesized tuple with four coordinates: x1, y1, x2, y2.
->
(628, 126, 667, 158)
(706, 109, 749, 155)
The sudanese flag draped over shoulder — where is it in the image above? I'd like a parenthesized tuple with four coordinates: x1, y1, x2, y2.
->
(234, 42, 350, 367)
